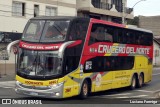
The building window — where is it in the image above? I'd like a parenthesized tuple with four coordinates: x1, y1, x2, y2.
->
(12, 1, 25, 16)
(45, 6, 57, 16)
(111, 0, 123, 12)
(34, 5, 39, 17)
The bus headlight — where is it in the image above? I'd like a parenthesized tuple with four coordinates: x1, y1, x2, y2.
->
(55, 92, 60, 96)
(49, 82, 64, 89)
(16, 81, 22, 85)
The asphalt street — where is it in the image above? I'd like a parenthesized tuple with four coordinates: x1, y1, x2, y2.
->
(0, 68, 160, 105)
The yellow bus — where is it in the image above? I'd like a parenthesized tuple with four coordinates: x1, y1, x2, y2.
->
(11, 16, 153, 99)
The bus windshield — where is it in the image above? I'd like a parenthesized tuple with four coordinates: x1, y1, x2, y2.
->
(22, 20, 70, 42)
(18, 49, 62, 77)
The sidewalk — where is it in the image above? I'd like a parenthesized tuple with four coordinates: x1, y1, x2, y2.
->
(0, 74, 15, 81)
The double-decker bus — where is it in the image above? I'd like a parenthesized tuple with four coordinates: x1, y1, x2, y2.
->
(10, 16, 153, 99)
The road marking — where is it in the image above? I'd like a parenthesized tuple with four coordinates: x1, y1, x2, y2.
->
(0, 87, 14, 89)
(102, 93, 131, 97)
(115, 95, 148, 98)
(155, 90, 160, 93)
(115, 95, 149, 99)
(130, 95, 148, 98)
(115, 96, 129, 98)
(153, 68, 160, 70)
(134, 90, 154, 93)
(153, 73, 160, 76)
(0, 81, 15, 88)
(0, 81, 15, 84)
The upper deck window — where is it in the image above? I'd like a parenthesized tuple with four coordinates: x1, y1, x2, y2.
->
(22, 20, 45, 42)
(40, 20, 69, 42)
(22, 20, 70, 42)
(89, 24, 113, 45)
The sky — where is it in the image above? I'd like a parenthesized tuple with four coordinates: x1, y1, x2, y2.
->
(127, 0, 160, 16)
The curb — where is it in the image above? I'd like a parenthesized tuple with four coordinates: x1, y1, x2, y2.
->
(154, 90, 160, 98)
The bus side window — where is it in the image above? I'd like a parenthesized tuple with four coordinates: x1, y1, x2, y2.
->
(117, 29, 123, 43)
(89, 24, 97, 45)
(89, 24, 114, 45)
(104, 26, 113, 42)
(69, 20, 89, 41)
(143, 33, 153, 46)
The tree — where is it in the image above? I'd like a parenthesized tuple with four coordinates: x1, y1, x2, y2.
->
(127, 16, 139, 26)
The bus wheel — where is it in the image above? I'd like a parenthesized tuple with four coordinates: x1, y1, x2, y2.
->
(79, 80, 89, 99)
(137, 74, 144, 88)
(130, 75, 136, 90)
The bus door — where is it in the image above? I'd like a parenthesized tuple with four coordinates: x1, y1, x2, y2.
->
(101, 57, 113, 91)
(63, 55, 80, 97)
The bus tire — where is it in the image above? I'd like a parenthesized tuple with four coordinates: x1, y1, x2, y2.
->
(79, 80, 89, 99)
(130, 75, 136, 90)
(137, 73, 144, 88)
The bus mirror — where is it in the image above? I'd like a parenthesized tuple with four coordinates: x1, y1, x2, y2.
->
(13, 46, 18, 54)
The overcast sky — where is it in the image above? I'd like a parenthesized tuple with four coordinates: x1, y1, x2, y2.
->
(127, 0, 160, 16)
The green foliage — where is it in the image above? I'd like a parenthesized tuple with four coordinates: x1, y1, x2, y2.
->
(127, 16, 139, 26)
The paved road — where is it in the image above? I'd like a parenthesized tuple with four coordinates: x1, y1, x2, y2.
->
(0, 68, 160, 105)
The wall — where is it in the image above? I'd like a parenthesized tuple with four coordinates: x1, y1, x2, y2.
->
(0, 0, 76, 33)
(139, 16, 160, 36)
(153, 41, 160, 66)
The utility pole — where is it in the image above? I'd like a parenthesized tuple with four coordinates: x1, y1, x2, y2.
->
(122, 0, 146, 24)
(122, 0, 125, 24)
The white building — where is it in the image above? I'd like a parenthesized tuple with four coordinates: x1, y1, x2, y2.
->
(0, 0, 134, 33)
(153, 38, 160, 66)
(0, 0, 77, 33)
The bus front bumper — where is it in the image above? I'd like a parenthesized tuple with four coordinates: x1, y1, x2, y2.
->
(15, 81, 64, 98)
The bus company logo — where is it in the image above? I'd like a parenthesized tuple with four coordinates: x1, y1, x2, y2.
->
(97, 45, 150, 55)
(25, 81, 43, 86)
(49, 80, 58, 85)
(21, 43, 60, 50)
(65, 88, 71, 93)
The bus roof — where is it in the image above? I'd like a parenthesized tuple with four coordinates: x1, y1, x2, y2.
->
(126, 25, 153, 34)
(91, 18, 153, 34)
(30, 16, 90, 21)
(30, 16, 152, 34)
(30, 16, 76, 20)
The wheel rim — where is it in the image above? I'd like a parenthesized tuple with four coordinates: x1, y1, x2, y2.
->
(132, 77, 136, 88)
(83, 83, 88, 96)
(139, 75, 143, 86)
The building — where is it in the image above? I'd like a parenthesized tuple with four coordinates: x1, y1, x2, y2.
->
(77, 0, 134, 23)
(139, 16, 160, 66)
(0, 0, 134, 34)
(153, 37, 160, 66)
(139, 16, 160, 36)
(0, 0, 134, 75)
(0, 0, 77, 33)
